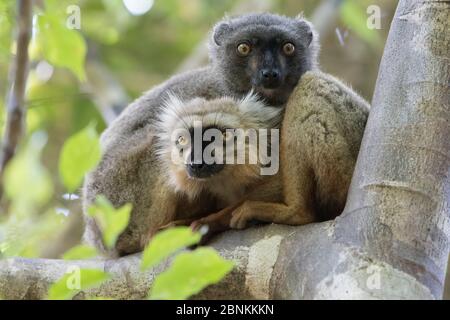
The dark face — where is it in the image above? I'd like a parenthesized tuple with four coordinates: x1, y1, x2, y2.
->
(214, 26, 313, 106)
(182, 126, 226, 179)
(241, 37, 299, 104)
(186, 161, 224, 179)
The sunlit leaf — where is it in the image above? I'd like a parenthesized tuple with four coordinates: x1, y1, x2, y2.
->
(62, 244, 98, 260)
(141, 227, 201, 271)
(87, 196, 131, 249)
(36, 13, 87, 81)
(149, 248, 234, 300)
(48, 268, 110, 300)
(59, 123, 101, 192)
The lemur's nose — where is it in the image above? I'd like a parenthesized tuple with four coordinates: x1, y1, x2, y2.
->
(187, 162, 224, 179)
(261, 69, 280, 80)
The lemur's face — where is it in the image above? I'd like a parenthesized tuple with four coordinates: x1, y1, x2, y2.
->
(156, 94, 281, 199)
(211, 15, 316, 106)
(233, 34, 300, 105)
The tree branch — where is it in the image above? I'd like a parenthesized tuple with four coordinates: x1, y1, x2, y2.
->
(0, 224, 315, 300)
(0, 0, 33, 199)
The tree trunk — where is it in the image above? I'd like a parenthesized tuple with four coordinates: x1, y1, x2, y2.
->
(0, 0, 448, 300)
(327, 0, 450, 298)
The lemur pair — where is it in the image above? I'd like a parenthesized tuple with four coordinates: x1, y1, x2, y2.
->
(83, 13, 370, 257)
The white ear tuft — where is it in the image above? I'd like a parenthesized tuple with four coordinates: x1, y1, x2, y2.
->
(156, 92, 186, 138)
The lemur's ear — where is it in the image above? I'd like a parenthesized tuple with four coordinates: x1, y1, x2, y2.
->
(305, 29, 313, 47)
(213, 22, 232, 46)
(295, 15, 314, 47)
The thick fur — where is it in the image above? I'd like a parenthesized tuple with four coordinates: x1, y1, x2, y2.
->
(211, 13, 319, 106)
(155, 93, 282, 203)
(152, 71, 370, 239)
(225, 71, 370, 229)
(83, 13, 318, 257)
(157, 94, 281, 208)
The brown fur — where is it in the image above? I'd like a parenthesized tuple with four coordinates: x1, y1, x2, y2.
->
(156, 93, 282, 213)
(83, 13, 318, 257)
(155, 94, 281, 202)
(189, 71, 370, 233)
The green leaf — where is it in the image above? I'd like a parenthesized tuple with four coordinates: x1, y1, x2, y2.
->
(59, 123, 101, 192)
(340, 0, 382, 47)
(141, 227, 202, 271)
(87, 196, 131, 249)
(0, 208, 67, 258)
(149, 248, 234, 300)
(62, 245, 98, 260)
(4, 132, 53, 213)
(48, 268, 110, 300)
(36, 13, 87, 81)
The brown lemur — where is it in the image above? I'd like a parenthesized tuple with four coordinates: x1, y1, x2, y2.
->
(155, 93, 282, 199)
(155, 92, 282, 224)
(83, 13, 319, 257)
(177, 71, 370, 236)
(154, 92, 285, 239)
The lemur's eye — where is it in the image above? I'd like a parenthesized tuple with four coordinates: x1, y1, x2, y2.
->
(237, 42, 251, 56)
(177, 135, 188, 146)
(223, 130, 234, 141)
(282, 42, 295, 56)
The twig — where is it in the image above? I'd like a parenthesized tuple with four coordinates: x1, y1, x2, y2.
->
(0, 0, 33, 200)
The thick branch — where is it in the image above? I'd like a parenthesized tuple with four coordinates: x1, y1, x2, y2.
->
(0, 0, 33, 197)
(0, 224, 320, 300)
(1, 221, 437, 300)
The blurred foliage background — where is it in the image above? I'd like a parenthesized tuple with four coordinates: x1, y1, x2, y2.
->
(0, 0, 399, 259)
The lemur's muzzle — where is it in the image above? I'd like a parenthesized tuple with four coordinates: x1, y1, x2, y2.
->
(186, 162, 224, 179)
(260, 68, 282, 89)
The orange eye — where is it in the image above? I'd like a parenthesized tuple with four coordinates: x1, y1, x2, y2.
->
(237, 43, 251, 56)
(283, 42, 295, 56)
(177, 135, 188, 146)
